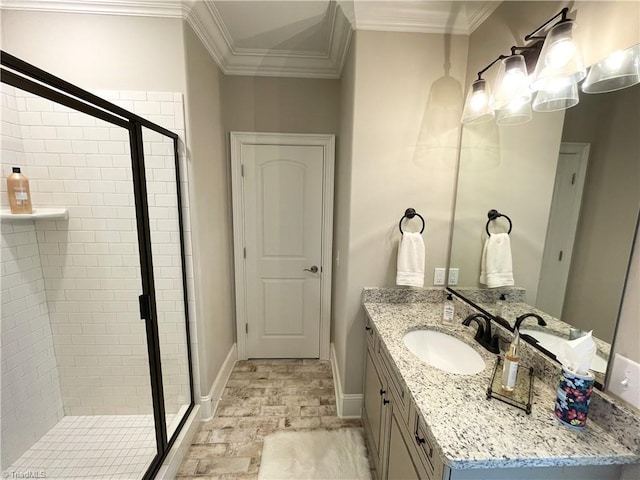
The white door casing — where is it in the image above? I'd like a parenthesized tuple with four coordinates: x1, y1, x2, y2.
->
(231, 132, 334, 360)
(536, 142, 590, 317)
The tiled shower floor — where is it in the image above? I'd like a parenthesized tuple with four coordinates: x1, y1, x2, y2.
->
(7, 415, 158, 479)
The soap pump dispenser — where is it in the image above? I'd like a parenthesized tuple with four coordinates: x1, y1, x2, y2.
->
(496, 293, 507, 318)
(442, 293, 455, 323)
(501, 329, 520, 392)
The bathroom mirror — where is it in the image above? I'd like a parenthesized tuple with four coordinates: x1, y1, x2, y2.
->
(449, 75, 640, 386)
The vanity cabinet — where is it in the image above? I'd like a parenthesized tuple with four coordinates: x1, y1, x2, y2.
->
(362, 321, 441, 480)
(362, 315, 626, 480)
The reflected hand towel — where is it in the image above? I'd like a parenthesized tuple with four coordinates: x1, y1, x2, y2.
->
(396, 232, 425, 287)
(480, 232, 514, 288)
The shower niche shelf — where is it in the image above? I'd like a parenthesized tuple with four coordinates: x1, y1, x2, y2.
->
(0, 208, 68, 221)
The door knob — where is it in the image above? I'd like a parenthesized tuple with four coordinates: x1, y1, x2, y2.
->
(303, 265, 319, 273)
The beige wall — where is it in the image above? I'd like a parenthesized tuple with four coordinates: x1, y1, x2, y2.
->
(561, 84, 640, 341)
(221, 76, 340, 134)
(334, 30, 469, 394)
(183, 24, 235, 399)
(333, 33, 356, 393)
(1, 11, 186, 92)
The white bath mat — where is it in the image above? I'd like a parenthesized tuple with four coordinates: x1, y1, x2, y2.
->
(258, 428, 371, 480)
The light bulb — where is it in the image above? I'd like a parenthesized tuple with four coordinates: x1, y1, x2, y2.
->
(545, 39, 577, 69)
(502, 69, 528, 93)
(470, 91, 489, 111)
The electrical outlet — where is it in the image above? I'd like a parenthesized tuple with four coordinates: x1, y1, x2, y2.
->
(608, 354, 640, 410)
(448, 268, 459, 285)
(433, 268, 446, 286)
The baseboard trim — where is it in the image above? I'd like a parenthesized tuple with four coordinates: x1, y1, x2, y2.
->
(200, 343, 237, 421)
(330, 342, 362, 418)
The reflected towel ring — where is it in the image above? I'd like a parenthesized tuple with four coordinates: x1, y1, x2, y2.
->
(486, 209, 512, 236)
(399, 208, 425, 234)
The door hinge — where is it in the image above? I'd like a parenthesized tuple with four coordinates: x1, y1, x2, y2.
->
(243, 247, 246, 259)
(571, 173, 576, 185)
(245, 323, 248, 334)
(558, 250, 564, 261)
(241, 164, 244, 177)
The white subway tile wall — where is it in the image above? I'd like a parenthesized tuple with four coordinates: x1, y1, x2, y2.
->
(1, 83, 197, 469)
(1, 85, 65, 469)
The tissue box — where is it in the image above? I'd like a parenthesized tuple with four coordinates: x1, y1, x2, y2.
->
(554, 367, 594, 429)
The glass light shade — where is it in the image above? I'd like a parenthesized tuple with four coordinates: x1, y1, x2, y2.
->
(496, 100, 532, 126)
(582, 43, 640, 93)
(461, 79, 494, 124)
(533, 78, 579, 111)
(491, 55, 531, 110)
(530, 20, 586, 92)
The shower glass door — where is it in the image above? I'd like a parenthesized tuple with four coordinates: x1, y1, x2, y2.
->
(1, 51, 194, 480)
(0, 83, 159, 479)
(140, 125, 192, 441)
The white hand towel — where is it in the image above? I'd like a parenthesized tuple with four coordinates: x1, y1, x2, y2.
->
(479, 233, 514, 288)
(396, 232, 425, 287)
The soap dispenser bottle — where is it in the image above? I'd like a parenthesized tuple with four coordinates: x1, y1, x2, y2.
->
(501, 330, 520, 392)
(7, 167, 32, 214)
(496, 293, 507, 318)
(442, 293, 455, 323)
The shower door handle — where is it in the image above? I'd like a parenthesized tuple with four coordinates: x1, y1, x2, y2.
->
(303, 266, 319, 273)
(139, 294, 151, 320)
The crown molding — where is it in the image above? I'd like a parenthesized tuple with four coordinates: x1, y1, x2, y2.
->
(2, 0, 353, 79)
(0, 0, 184, 17)
(2, 1, 495, 77)
(352, 1, 501, 36)
(192, 0, 352, 79)
(465, 2, 501, 34)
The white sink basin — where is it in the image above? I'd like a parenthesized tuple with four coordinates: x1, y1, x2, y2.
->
(519, 329, 608, 374)
(403, 330, 486, 375)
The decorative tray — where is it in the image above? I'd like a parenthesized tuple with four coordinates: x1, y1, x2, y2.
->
(486, 357, 534, 414)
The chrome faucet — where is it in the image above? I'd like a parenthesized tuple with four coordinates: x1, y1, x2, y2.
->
(569, 327, 588, 340)
(514, 313, 547, 331)
(462, 313, 500, 354)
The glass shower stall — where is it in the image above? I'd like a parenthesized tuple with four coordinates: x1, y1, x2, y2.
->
(1, 52, 194, 479)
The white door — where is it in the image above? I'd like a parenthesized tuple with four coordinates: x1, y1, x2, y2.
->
(536, 143, 590, 317)
(231, 133, 334, 359)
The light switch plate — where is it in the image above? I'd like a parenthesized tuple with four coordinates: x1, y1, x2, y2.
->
(608, 354, 640, 409)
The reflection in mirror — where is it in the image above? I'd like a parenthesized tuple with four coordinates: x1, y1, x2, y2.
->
(450, 77, 640, 387)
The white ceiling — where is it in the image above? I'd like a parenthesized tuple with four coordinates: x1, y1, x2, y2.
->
(1, 0, 501, 78)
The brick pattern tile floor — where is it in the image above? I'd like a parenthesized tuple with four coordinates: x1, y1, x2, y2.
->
(176, 359, 364, 479)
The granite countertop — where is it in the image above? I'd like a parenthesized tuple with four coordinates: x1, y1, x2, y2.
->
(363, 300, 639, 470)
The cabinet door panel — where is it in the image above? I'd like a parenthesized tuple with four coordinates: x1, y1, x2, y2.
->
(387, 412, 426, 480)
(363, 347, 385, 471)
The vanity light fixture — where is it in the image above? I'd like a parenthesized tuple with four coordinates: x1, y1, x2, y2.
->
(460, 8, 588, 125)
(582, 43, 640, 93)
(496, 100, 533, 126)
(491, 54, 531, 111)
(461, 78, 495, 124)
(533, 78, 579, 112)
(528, 9, 586, 92)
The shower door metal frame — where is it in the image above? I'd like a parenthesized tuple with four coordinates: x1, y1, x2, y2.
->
(1, 51, 195, 480)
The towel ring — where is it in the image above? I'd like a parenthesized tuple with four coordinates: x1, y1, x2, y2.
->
(486, 209, 512, 236)
(399, 208, 425, 234)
